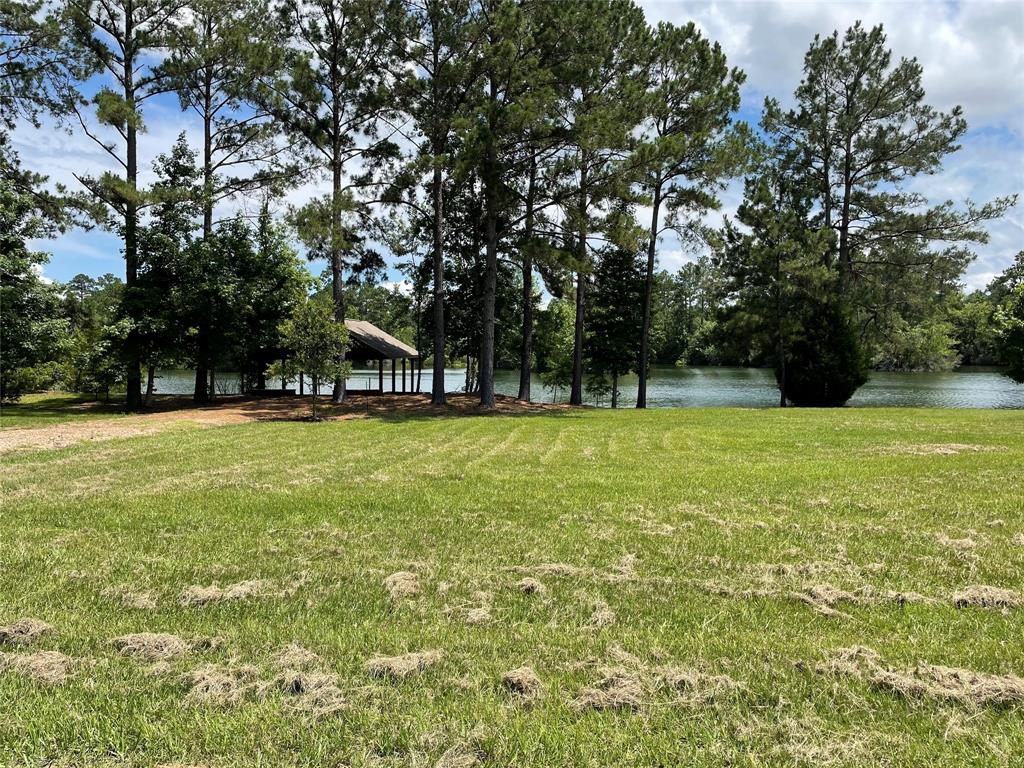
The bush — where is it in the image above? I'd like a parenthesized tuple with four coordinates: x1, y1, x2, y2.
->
(778, 300, 869, 407)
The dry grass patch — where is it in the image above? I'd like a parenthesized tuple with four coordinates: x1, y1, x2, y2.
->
(111, 632, 190, 661)
(513, 563, 583, 578)
(656, 667, 743, 706)
(0, 650, 72, 684)
(501, 666, 543, 701)
(102, 585, 158, 610)
(588, 600, 616, 628)
(383, 571, 421, 600)
(952, 585, 1021, 610)
(573, 669, 644, 711)
(366, 650, 443, 680)
(817, 646, 1024, 707)
(184, 663, 261, 706)
(873, 443, 1003, 456)
(790, 584, 858, 617)
(515, 577, 546, 595)
(0, 618, 53, 645)
(179, 579, 268, 607)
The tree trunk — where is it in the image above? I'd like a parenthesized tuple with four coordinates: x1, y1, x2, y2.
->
(518, 156, 537, 401)
(637, 184, 662, 409)
(430, 158, 447, 405)
(478, 95, 498, 409)
(569, 169, 587, 407)
(611, 371, 619, 409)
(122, 16, 142, 412)
(312, 375, 318, 420)
(194, 49, 214, 404)
(209, 367, 216, 400)
(330, 81, 346, 404)
(145, 365, 155, 406)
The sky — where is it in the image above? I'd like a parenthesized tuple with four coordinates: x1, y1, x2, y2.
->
(17, 0, 1024, 291)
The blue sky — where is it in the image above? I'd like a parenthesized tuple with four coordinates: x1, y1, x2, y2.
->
(17, 0, 1024, 291)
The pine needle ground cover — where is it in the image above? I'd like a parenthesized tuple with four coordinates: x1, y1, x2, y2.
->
(1, 406, 1022, 766)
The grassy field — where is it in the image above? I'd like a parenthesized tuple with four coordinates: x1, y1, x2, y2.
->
(1, 401, 1022, 767)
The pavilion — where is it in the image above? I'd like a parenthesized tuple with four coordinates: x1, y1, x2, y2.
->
(343, 319, 422, 394)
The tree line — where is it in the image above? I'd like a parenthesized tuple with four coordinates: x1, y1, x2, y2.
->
(2, 0, 1021, 407)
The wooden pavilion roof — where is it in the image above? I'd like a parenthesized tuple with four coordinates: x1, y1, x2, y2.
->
(344, 319, 419, 360)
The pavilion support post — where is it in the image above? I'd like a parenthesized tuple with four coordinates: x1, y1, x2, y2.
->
(402, 358, 407, 393)
(378, 359, 383, 395)
(416, 358, 422, 393)
(391, 359, 396, 393)
(281, 356, 286, 391)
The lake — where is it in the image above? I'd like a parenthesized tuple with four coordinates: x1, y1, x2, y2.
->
(153, 366, 1024, 409)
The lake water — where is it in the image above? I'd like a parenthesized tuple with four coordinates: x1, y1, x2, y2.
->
(153, 366, 1024, 409)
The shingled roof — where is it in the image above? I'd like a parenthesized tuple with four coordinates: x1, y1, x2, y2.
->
(344, 319, 420, 359)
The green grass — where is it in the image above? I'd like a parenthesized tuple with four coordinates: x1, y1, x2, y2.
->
(1, 407, 1022, 766)
(0, 393, 126, 429)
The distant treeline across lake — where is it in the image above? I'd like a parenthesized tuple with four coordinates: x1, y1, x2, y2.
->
(153, 367, 1024, 409)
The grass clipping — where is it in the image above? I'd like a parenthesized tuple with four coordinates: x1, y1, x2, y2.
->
(817, 646, 1024, 707)
(366, 650, 443, 680)
(0, 650, 72, 684)
(0, 618, 53, 645)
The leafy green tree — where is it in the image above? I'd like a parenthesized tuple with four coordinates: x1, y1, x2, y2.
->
(280, 296, 349, 419)
(535, 299, 574, 401)
(764, 22, 1014, 297)
(544, 0, 649, 405)
(994, 253, 1024, 384)
(1, 0, 89, 136)
(161, 0, 289, 401)
(949, 292, 1000, 366)
(0, 177, 68, 400)
(634, 20, 746, 407)
(396, 0, 485, 405)
(782, 299, 868, 407)
(263, 0, 405, 403)
(717, 171, 850, 406)
(67, 0, 182, 410)
(586, 246, 644, 407)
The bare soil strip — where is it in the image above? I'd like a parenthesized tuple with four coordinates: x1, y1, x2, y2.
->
(0, 394, 570, 454)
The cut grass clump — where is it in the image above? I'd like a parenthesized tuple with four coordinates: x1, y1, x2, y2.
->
(179, 579, 268, 607)
(501, 666, 543, 701)
(573, 669, 644, 711)
(383, 571, 420, 600)
(0, 650, 72, 684)
(366, 650, 443, 681)
(816, 646, 1024, 707)
(0, 618, 53, 645)
(111, 633, 190, 661)
(952, 585, 1021, 610)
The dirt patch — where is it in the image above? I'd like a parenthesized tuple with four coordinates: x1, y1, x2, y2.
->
(816, 646, 1024, 707)
(952, 585, 1021, 610)
(179, 579, 268, 607)
(0, 650, 72, 684)
(0, 422, 161, 454)
(502, 666, 543, 701)
(112, 632, 190, 661)
(383, 571, 420, 600)
(367, 650, 443, 680)
(573, 669, 643, 711)
(0, 618, 53, 645)
(516, 577, 546, 595)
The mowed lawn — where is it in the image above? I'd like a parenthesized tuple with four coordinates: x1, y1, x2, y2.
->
(1, 404, 1023, 767)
